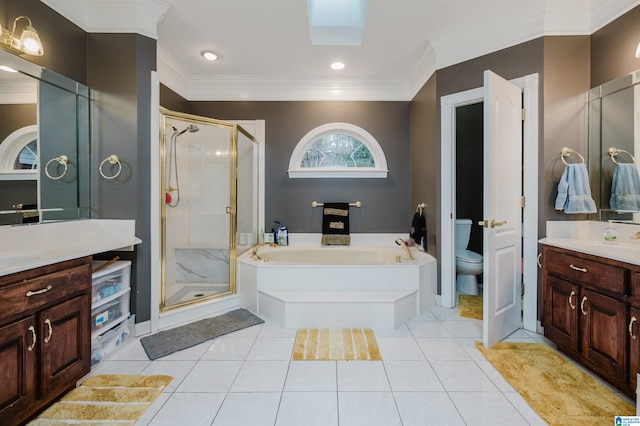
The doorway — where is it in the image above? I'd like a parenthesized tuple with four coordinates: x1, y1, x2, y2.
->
(440, 73, 539, 333)
(456, 102, 484, 288)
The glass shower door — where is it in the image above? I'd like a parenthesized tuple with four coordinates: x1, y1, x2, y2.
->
(162, 115, 234, 310)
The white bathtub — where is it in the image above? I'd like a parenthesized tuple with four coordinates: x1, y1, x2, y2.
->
(236, 234, 437, 329)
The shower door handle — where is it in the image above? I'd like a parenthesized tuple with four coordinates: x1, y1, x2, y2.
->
(226, 206, 232, 214)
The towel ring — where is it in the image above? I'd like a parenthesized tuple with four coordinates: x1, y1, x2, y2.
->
(608, 147, 636, 164)
(561, 147, 585, 165)
(99, 155, 122, 180)
(44, 155, 68, 180)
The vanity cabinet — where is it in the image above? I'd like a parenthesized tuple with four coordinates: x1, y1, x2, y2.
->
(541, 245, 629, 393)
(0, 256, 92, 426)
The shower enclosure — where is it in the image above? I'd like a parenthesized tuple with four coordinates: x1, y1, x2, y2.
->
(160, 109, 261, 311)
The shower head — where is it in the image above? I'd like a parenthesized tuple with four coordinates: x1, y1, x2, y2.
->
(177, 124, 199, 136)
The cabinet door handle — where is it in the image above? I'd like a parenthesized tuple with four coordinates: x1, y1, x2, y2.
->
(580, 296, 588, 315)
(569, 264, 587, 273)
(26, 285, 53, 297)
(44, 318, 52, 343)
(630, 316, 638, 340)
(537, 253, 542, 268)
(27, 325, 36, 351)
(568, 290, 576, 310)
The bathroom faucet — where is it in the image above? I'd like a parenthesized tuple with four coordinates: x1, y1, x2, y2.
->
(395, 238, 416, 261)
(250, 242, 278, 260)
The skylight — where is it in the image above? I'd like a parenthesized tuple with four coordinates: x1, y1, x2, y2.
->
(307, 0, 369, 45)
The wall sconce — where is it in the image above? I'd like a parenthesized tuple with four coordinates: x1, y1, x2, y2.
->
(0, 16, 43, 56)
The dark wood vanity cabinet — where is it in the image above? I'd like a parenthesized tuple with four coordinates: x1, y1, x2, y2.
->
(542, 245, 630, 394)
(0, 257, 92, 426)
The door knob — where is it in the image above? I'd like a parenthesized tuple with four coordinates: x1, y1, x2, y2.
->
(478, 219, 507, 228)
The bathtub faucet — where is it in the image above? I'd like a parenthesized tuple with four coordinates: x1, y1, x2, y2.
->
(250, 242, 278, 261)
(395, 238, 416, 261)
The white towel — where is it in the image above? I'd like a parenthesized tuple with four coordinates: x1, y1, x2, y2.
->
(610, 163, 640, 211)
(555, 163, 597, 214)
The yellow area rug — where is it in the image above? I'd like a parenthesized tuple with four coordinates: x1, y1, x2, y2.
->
(293, 328, 381, 360)
(29, 374, 172, 425)
(458, 293, 483, 320)
(476, 341, 635, 425)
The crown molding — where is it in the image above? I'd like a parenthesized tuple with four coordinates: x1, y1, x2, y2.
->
(41, 0, 640, 101)
(157, 48, 411, 101)
(41, 0, 172, 39)
(431, 4, 545, 70)
(156, 46, 191, 96)
(590, 0, 640, 32)
(0, 80, 37, 104)
(406, 41, 436, 97)
(185, 75, 411, 102)
(40, 0, 89, 31)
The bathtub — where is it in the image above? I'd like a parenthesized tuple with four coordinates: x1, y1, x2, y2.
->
(236, 234, 437, 329)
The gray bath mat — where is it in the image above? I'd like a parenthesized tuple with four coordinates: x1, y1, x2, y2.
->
(140, 308, 264, 360)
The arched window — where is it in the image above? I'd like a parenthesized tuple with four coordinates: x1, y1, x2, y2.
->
(288, 123, 388, 178)
(0, 125, 38, 180)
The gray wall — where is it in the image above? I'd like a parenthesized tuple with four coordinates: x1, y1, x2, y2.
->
(88, 33, 156, 323)
(591, 6, 640, 88)
(409, 76, 437, 255)
(188, 101, 412, 233)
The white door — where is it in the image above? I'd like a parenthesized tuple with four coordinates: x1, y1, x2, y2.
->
(482, 70, 522, 348)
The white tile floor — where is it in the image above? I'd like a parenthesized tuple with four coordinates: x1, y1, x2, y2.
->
(86, 304, 630, 425)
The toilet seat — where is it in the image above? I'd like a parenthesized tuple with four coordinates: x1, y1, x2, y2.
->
(455, 249, 483, 263)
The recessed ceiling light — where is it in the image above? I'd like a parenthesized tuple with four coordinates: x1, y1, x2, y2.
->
(331, 62, 345, 70)
(201, 51, 219, 61)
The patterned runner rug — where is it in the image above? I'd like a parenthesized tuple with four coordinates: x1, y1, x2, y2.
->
(293, 328, 381, 360)
(476, 341, 634, 425)
(29, 374, 172, 425)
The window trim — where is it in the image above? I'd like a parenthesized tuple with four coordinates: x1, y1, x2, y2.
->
(287, 122, 388, 178)
(0, 125, 38, 180)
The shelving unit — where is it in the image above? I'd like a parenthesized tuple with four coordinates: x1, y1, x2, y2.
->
(90, 260, 134, 366)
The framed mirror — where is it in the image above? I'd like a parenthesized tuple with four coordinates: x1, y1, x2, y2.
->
(589, 69, 640, 224)
(0, 50, 90, 225)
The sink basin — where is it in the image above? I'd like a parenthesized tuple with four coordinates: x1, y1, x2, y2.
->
(0, 254, 41, 269)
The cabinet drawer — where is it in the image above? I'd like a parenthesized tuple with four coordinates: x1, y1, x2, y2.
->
(545, 250, 626, 294)
(0, 265, 91, 322)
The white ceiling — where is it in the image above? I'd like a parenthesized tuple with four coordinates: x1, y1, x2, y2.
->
(42, 0, 640, 101)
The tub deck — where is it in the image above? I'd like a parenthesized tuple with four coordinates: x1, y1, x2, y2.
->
(237, 239, 437, 329)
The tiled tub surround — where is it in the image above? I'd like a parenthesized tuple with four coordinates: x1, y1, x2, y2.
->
(540, 220, 640, 265)
(0, 219, 140, 277)
(237, 233, 437, 329)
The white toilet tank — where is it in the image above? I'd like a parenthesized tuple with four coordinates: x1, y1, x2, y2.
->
(455, 219, 472, 251)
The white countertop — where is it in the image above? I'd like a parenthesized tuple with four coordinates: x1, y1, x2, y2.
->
(0, 219, 140, 277)
(540, 220, 640, 266)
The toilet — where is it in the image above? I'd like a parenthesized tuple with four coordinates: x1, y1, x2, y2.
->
(455, 219, 483, 295)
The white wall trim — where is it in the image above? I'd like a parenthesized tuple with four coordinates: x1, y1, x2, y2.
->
(288, 122, 389, 178)
(150, 70, 160, 333)
(440, 87, 483, 309)
(440, 73, 539, 333)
